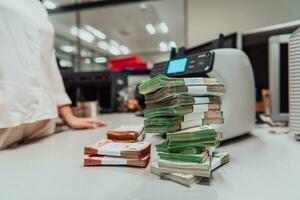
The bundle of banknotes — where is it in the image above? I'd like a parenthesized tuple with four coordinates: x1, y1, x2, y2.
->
(154, 126, 224, 177)
(107, 124, 145, 143)
(139, 74, 225, 133)
(138, 75, 225, 134)
(151, 152, 230, 187)
(138, 74, 229, 186)
(83, 139, 151, 168)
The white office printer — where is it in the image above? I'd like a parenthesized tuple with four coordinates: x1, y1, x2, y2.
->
(151, 48, 256, 140)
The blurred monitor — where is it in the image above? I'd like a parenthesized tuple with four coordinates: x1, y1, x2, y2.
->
(242, 22, 300, 101)
(268, 34, 290, 122)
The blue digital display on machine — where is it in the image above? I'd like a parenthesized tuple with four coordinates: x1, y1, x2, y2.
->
(167, 58, 187, 74)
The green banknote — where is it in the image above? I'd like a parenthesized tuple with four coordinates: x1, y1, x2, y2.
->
(166, 126, 222, 150)
(212, 152, 230, 169)
(157, 158, 211, 177)
(144, 84, 225, 102)
(151, 152, 230, 184)
(144, 105, 193, 118)
(144, 104, 220, 119)
(144, 112, 223, 127)
(144, 124, 181, 133)
(145, 94, 221, 109)
(144, 117, 224, 134)
(144, 116, 182, 126)
(158, 151, 209, 163)
(138, 74, 218, 95)
(167, 140, 221, 151)
(156, 142, 205, 154)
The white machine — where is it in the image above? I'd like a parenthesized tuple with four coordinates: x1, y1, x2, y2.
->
(151, 48, 256, 140)
(209, 49, 256, 140)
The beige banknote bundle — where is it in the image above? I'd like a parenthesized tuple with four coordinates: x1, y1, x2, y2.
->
(84, 139, 151, 168)
(84, 154, 150, 168)
(107, 124, 145, 143)
(151, 152, 230, 187)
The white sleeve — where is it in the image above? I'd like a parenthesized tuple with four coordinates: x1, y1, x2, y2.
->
(50, 50, 72, 106)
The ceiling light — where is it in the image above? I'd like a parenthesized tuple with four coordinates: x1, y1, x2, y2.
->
(70, 26, 95, 43)
(59, 60, 72, 68)
(159, 42, 168, 52)
(110, 40, 119, 47)
(94, 57, 107, 63)
(169, 41, 177, 48)
(120, 46, 130, 55)
(85, 25, 106, 40)
(84, 58, 91, 64)
(139, 3, 148, 11)
(109, 46, 121, 56)
(60, 45, 76, 53)
(159, 22, 169, 34)
(81, 50, 92, 57)
(98, 41, 109, 50)
(145, 24, 156, 35)
(43, 0, 56, 9)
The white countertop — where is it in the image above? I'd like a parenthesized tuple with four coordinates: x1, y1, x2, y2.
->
(0, 113, 299, 200)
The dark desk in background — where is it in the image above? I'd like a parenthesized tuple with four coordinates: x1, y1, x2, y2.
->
(61, 71, 127, 113)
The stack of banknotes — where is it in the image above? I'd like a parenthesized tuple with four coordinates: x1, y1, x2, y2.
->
(83, 139, 151, 168)
(151, 152, 230, 187)
(107, 124, 145, 142)
(138, 74, 229, 186)
(139, 74, 225, 133)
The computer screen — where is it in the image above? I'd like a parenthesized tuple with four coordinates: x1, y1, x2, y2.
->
(242, 25, 299, 102)
(242, 24, 300, 122)
(167, 58, 187, 74)
(280, 43, 289, 113)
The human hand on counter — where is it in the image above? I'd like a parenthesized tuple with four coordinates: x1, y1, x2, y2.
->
(65, 116, 107, 129)
(58, 105, 107, 129)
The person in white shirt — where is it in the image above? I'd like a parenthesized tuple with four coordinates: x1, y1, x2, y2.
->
(0, 0, 106, 149)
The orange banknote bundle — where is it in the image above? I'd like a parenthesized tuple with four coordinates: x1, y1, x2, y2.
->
(107, 125, 145, 142)
(83, 139, 151, 168)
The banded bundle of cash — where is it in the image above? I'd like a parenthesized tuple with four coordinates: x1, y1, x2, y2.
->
(154, 126, 224, 180)
(83, 139, 151, 168)
(138, 74, 225, 133)
(138, 74, 228, 186)
(139, 74, 221, 95)
(154, 134, 229, 187)
(107, 124, 145, 143)
(151, 152, 230, 187)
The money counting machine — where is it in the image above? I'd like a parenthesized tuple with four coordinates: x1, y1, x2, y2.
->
(151, 48, 256, 140)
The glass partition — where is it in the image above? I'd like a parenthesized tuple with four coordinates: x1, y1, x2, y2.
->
(47, 0, 186, 72)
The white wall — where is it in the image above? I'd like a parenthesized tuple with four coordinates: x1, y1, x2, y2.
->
(187, 0, 300, 47)
(140, 52, 170, 63)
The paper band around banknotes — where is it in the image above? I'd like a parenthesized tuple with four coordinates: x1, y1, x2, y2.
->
(84, 154, 150, 167)
(183, 77, 205, 85)
(84, 139, 151, 159)
(98, 142, 130, 156)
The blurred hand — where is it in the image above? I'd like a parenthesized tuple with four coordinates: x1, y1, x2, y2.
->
(65, 116, 107, 129)
(58, 105, 107, 129)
